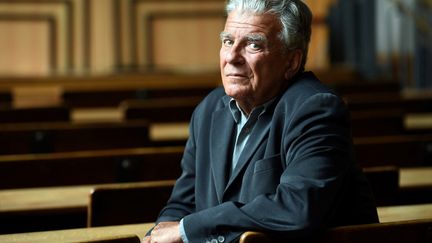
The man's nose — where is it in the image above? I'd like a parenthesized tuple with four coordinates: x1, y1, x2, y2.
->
(225, 46, 245, 65)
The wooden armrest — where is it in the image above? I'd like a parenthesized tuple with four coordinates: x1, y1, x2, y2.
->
(83, 234, 141, 243)
(241, 219, 432, 243)
(240, 231, 276, 243)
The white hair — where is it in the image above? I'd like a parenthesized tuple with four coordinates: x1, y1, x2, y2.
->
(225, 0, 312, 70)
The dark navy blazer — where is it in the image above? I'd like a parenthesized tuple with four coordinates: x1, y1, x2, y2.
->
(156, 72, 379, 242)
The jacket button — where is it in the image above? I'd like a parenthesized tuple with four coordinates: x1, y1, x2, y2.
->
(211, 239, 218, 243)
(218, 236, 225, 242)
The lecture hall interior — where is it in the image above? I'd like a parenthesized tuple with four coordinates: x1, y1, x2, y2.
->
(0, 0, 432, 242)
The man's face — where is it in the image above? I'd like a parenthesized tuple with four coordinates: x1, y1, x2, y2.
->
(220, 10, 290, 112)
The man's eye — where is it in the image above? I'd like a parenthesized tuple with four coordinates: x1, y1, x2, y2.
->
(248, 43, 261, 51)
(223, 39, 234, 47)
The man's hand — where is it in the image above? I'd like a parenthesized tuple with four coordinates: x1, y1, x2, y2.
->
(144, 221, 182, 243)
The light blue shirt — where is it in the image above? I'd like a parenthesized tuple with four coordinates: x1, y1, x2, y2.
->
(228, 99, 267, 171)
(179, 98, 273, 242)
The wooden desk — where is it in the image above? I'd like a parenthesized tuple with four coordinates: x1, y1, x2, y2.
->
(377, 203, 432, 223)
(399, 167, 432, 189)
(0, 167, 432, 214)
(0, 73, 221, 92)
(354, 134, 432, 167)
(1, 168, 431, 218)
(0, 146, 183, 189)
(0, 181, 173, 234)
(239, 218, 432, 243)
(398, 167, 432, 205)
(1, 167, 431, 233)
(0, 185, 93, 233)
(150, 122, 189, 141)
(405, 113, 432, 130)
(0, 181, 174, 216)
(0, 223, 154, 243)
(0, 120, 151, 155)
(0, 185, 90, 214)
(71, 108, 123, 123)
(121, 96, 201, 123)
(0, 106, 70, 123)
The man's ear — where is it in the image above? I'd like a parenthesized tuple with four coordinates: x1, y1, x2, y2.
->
(284, 49, 303, 80)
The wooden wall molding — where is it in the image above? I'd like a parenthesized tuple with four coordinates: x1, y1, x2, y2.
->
(145, 10, 225, 70)
(0, 0, 92, 75)
(112, 0, 225, 72)
(0, 13, 57, 70)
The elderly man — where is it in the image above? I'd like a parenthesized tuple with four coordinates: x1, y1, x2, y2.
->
(145, 0, 378, 242)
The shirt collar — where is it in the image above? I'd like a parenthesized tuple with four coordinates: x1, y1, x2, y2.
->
(228, 98, 274, 124)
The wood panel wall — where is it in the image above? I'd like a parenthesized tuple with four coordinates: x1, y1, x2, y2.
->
(0, 0, 333, 77)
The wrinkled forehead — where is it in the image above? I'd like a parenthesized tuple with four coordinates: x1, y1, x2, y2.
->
(224, 10, 282, 36)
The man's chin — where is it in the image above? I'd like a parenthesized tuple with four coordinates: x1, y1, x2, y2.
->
(224, 89, 248, 100)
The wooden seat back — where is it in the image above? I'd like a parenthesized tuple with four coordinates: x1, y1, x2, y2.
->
(88, 180, 175, 227)
(350, 109, 405, 137)
(63, 87, 211, 108)
(0, 146, 183, 189)
(82, 234, 141, 243)
(362, 166, 400, 206)
(0, 120, 153, 155)
(354, 134, 432, 168)
(0, 106, 70, 123)
(121, 96, 202, 122)
(345, 92, 432, 113)
(240, 218, 432, 243)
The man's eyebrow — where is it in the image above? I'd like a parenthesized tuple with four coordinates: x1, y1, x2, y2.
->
(246, 33, 267, 43)
(220, 32, 267, 43)
(220, 31, 232, 40)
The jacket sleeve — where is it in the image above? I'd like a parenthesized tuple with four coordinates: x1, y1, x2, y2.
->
(181, 93, 354, 242)
(154, 109, 198, 223)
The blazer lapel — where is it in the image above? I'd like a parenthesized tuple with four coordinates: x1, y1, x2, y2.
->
(226, 113, 272, 189)
(210, 100, 235, 203)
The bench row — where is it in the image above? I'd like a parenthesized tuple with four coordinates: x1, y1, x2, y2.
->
(2, 132, 432, 189)
(1, 218, 432, 243)
(1, 178, 432, 236)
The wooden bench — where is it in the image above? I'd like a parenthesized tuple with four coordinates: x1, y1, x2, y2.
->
(362, 166, 399, 206)
(350, 109, 432, 137)
(329, 79, 400, 97)
(363, 166, 432, 206)
(0, 106, 70, 123)
(0, 73, 221, 92)
(0, 146, 183, 189)
(88, 180, 175, 227)
(0, 181, 173, 234)
(149, 122, 189, 142)
(1, 218, 432, 243)
(63, 87, 212, 108)
(78, 234, 141, 243)
(120, 96, 202, 122)
(398, 166, 432, 205)
(350, 109, 406, 137)
(345, 92, 432, 113)
(0, 73, 221, 109)
(341, 88, 432, 137)
(239, 218, 432, 243)
(354, 134, 432, 167)
(0, 91, 11, 107)
(1, 167, 431, 234)
(0, 120, 159, 155)
(378, 203, 432, 223)
(0, 184, 94, 234)
(0, 223, 154, 242)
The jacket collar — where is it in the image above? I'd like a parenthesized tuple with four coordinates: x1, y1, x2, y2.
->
(209, 95, 276, 201)
(209, 96, 235, 203)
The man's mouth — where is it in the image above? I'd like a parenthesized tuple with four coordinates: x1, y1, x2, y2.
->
(226, 73, 248, 78)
